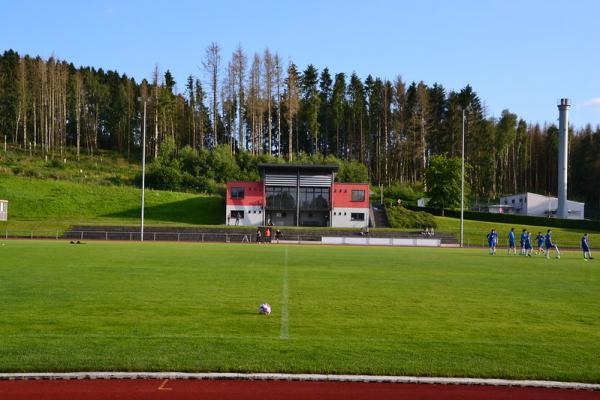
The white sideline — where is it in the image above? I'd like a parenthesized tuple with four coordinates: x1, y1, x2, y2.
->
(0, 372, 599, 390)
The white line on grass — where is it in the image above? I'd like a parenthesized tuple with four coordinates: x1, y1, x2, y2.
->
(280, 245, 289, 340)
(0, 372, 599, 390)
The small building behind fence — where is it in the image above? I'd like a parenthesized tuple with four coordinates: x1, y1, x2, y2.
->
(0, 200, 7, 221)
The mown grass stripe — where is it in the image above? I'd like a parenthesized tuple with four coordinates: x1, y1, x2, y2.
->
(280, 245, 289, 339)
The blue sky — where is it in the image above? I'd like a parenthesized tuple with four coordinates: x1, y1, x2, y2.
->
(2, 0, 599, 128)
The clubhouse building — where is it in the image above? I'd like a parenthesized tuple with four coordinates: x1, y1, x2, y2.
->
(225, 164, 370, 228)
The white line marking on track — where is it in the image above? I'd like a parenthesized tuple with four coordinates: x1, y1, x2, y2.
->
(280, 245, 289, 340)
(1, 372, 599, 391)
(158, 379, 172, 391)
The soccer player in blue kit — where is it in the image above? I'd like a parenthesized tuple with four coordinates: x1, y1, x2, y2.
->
(524, 230, 533, 257)
(582, 233, 593, 261)
(545, 229, 561, 259)
(507, 228, 516, 255)
(535, 232, 545, 256)
(520, 229, 527, 255)
(487, 229, 498, 255)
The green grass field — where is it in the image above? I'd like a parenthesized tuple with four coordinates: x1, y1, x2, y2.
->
(1, 240, 599, 382)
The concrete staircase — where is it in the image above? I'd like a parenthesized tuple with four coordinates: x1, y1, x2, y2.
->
(370, 203, 389, 228)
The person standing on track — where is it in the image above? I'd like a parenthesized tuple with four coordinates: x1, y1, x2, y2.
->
(582, 233, 594, 261)
(265, 227, 271, 244)
(256, 227, 262, 244)
(545, 229, 560, 259)
(508, 228, 516, 255)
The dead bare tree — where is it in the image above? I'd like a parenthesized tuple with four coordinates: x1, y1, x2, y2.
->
(274, 53, 283, 157)
(231, 45, 247, 151)
(152, 65, 160, 158)
(203, 42, 221, 146)
(247, 54, 261, 154)
(75, 70, 83, 160)
(262, 48, 274, 155)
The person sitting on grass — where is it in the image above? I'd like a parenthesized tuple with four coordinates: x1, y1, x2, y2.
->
(582, 233, 594, 261)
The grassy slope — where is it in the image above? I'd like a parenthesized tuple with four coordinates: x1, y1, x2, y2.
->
(0, 241, 599, 381)
(0, 175, 224, 232)
(0, 148, 138, 185)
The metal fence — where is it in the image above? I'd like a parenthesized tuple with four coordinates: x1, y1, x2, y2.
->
(1, 230, 321, 243)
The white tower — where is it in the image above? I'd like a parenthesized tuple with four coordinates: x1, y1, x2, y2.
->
(557, 98, 570, 219)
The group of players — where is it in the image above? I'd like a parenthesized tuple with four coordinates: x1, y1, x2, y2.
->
(486, 228, 594, 260)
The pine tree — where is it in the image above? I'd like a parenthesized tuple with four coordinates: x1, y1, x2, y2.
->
(331, 72, 346, 158)
(300, 65, 320, 154)
(318, 67, 332, 154)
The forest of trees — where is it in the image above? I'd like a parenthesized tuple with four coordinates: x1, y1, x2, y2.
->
(0, 46, 599, 210)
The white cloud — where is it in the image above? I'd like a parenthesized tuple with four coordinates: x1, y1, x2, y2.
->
(581, 97, 600, 111)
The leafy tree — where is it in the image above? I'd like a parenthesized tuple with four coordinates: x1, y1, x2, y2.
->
(207, 144, 240, 183)
(337, 160, 368, 183)
(424, 154, 469, 209)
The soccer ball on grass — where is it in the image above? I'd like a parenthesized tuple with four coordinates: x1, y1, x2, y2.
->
(258, 303, 271, 315)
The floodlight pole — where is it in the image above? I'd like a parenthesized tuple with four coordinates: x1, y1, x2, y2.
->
(460, 108, 465, 248)
(141, 100, 147, 242)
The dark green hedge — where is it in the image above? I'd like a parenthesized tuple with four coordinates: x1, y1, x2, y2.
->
(405, 205, 600, 231)
(386, 206, 437, 229)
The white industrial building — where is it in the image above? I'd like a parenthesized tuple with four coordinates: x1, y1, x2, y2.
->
(0, 200, 7, 221)
(496, 192, 584, 220)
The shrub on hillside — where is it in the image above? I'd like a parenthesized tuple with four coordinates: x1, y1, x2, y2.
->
(337, 160, 368, 183)
(384, 183, 422, 203)
(207, 145, 241, 183)
(47, 159, 66, 169)
(387, 206, 437, 229)
(145, 162, 182, 190)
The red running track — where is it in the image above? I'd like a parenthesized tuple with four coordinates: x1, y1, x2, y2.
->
(1, 379, 600, 400)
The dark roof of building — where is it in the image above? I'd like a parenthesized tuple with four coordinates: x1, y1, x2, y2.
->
(257, 163, 339, 173)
